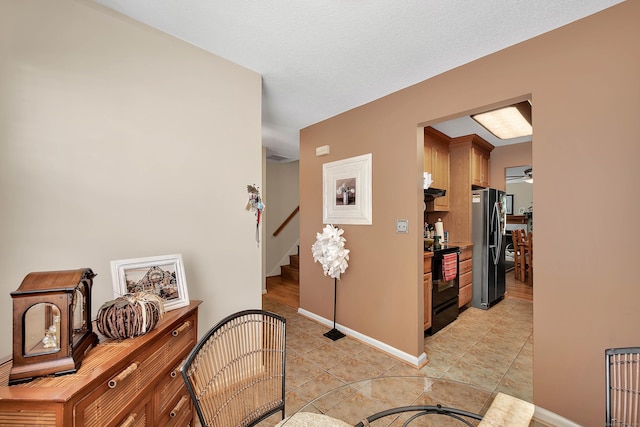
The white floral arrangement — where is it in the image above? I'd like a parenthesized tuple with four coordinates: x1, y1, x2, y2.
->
(311, 224, 350, 280)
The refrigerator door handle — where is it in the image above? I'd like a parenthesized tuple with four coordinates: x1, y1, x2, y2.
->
(490, 202, 501, 265)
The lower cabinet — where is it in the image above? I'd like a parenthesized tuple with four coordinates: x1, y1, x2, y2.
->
(459, 246, 473, 307)
(0, 301, 201, 427)
(423, 272, 433, 330)
(424, 253, 433, 330)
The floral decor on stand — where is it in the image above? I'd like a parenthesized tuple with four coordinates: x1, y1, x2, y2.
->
(246, 184, 265, 247)
(312, 224, 350, 340)
(312, 224, 350, 279)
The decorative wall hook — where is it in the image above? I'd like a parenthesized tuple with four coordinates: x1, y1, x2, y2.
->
(246, 184, 265, 246)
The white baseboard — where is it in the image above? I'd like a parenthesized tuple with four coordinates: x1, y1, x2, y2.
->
(297, 308, 427, 367)
(533, 406, 583, 427)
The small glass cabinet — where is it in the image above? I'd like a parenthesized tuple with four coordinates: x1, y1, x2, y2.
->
(9, 268, 98, 384)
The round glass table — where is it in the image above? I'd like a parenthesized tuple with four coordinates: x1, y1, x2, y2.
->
(277, 375, 494, 426)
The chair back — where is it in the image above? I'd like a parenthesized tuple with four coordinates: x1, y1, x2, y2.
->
(606, 347, 640, 426)
(181, 309, 286, 427)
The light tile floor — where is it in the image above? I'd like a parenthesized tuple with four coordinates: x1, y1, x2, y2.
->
(259, 296, 538, 426)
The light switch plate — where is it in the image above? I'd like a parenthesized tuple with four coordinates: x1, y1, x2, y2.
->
(396, 219, 409, 233)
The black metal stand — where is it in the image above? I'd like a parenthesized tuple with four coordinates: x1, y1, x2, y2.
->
(323, 277, 345, 341)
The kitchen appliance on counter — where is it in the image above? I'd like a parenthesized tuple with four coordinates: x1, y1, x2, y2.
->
(427, 245, 460, 335)
(471, 188, 506, 309)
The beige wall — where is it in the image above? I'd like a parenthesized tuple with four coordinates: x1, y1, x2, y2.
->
(0, 0, 263, 357)
(299, 2, 640, 425)
(265, 161, 300, 278)
(490, 141, 533, 192)
(506, 182, 533, 215)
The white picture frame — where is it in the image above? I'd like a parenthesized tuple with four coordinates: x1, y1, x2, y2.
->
(322, 153, 372, 225)
(110, 254, 189, 312)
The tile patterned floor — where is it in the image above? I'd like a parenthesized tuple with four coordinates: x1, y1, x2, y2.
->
(259, 295, 536, 426)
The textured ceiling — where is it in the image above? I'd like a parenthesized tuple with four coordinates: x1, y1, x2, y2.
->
(94, 0, 623, 161)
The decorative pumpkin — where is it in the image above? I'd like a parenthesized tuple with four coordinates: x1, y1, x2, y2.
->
(96, 292, 165, 340)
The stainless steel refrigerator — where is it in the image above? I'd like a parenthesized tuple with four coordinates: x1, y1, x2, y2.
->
(471, 188, 506, 309)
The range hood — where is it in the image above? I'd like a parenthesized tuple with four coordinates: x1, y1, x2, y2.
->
(424, 187, 446, 200)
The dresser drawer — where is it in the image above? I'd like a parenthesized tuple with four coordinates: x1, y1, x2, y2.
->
(157, 393, 192, 427)
(155, 358, 192, 426)
(75, 316, 196, 426)
(75, 343, 166, 426)
(116, 398, 148, 427)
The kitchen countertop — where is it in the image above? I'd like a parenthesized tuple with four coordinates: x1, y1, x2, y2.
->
(424, 241, 473, 253)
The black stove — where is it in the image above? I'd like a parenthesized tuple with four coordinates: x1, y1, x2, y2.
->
(426, 245, 460, 335)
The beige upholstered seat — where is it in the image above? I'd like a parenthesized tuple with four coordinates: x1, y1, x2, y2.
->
(274, 412, 351, 427)
(181, 309, 286, 427)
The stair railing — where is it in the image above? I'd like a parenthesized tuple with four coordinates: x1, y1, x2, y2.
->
(272, 206, 299, 237)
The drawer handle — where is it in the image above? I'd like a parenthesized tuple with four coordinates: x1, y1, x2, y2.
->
(172, 320, 191, 337)
(119, 413, 137, 427)
(170, 395, 190, 417)
(170, 358, 186, 378)
(109, 362, 138, 388)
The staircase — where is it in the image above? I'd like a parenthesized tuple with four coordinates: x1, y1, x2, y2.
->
(264, 247, 300, 309)
(279, 249, 299, 283)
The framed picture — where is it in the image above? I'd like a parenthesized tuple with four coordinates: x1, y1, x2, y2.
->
(505, 194, 514, 215)
(110, 254, 189, 312)
(323, 153, 372, 225)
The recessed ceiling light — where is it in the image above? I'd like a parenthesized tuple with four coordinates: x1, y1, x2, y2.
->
(472, 101, 532, 139)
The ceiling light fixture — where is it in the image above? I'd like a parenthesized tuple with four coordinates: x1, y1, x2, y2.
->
(471, 101, 532, 139)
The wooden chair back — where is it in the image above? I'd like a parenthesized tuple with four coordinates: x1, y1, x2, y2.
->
(181, 309, 286, 427)
(526, 232, 533, 286)
(511, 229, 522, 281)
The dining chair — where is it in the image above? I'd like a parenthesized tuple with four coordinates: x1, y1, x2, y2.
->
(181, 309, 286, 427)
(606, 347, 640, 426)
(511, 229, 522, 281)
(526, 231, 533, 286)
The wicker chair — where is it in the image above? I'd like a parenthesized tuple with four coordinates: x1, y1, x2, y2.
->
(606, 347, 640, 426)
(181, 309, 286, 427)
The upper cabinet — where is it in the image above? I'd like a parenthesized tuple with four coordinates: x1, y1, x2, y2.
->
(448, 133, 494, 242)
(424, 127, 450, 211)
(471, 145, 490, 188)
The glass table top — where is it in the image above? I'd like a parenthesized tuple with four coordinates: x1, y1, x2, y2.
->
(278, 375, 495, 426)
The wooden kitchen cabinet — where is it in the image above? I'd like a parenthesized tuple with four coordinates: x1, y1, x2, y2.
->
(471, 145, 490, 188)
(424, 127, 450, 211)
(0, 301, 201, 427)
(458, 246, 473, 307)
(448, 133, 494, 243)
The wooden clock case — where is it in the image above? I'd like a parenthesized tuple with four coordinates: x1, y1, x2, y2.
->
(9, 268, 98, 384)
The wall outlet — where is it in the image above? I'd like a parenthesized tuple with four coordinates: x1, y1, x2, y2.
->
(396, 219, 409, 233)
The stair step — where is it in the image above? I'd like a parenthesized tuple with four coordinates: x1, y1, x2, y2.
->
(289, 254, 299, 269)
(281, 265, 299, 282)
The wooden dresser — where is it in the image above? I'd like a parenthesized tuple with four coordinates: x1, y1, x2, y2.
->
(0, 300, 201, 427)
